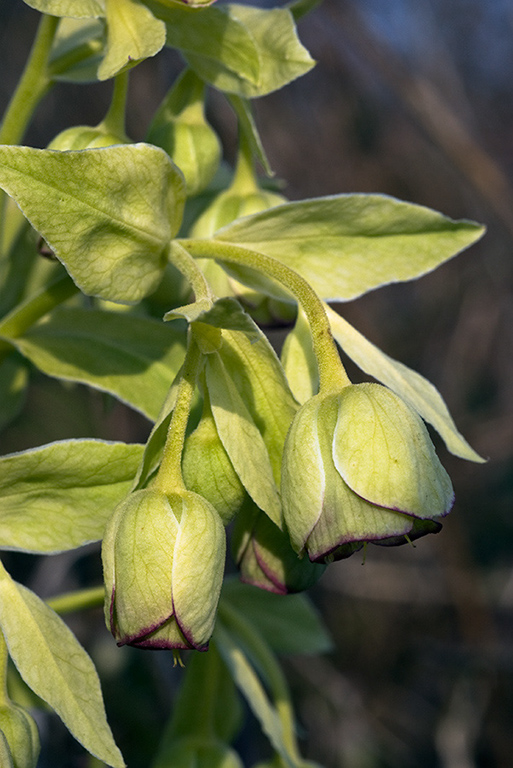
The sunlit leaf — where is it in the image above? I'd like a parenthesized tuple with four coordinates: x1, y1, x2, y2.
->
(0, 144, 185, 303)
(98, 0, 166, 80)
(0, 564, 124, 767)
(0, 440, 144, 553)
(212, 194, 485, 301)
(22, 0, 105, 17)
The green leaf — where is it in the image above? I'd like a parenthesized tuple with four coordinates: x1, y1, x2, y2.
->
(0, 355, 28, 432)
(222, 580, 332, 655)
(98, 0, 166, 80)
(325, 304, 485, 462)
(214, 623, 297, 768)
(22, 0, 105, 17)
(209, 4, 314, 98)
(10, 307, 186, 419)
(0, 144, 185, 304)
(205, 351, 282, 527)
(154, 2, 260, 88)
(0, 564, 124, 767)
(212, 195, 486, 301)
(0, 439, 144, 553)
(49, 18, 105, 83)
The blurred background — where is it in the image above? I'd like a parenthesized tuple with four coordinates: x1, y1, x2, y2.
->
(1, 0, 513, 766)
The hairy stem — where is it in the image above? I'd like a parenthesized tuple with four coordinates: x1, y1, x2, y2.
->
(178, 239, 350, 394)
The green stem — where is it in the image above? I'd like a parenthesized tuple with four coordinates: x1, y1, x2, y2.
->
(168, 241, 214, 303)
(154, 335, 203, 493)
(0, 13, 59, 146)
(46, 586, 105, 615)
(178, 239, 350, 394)
(0, 631, 9, 706)
(218, 600, 301, 763)
(0, 273, 78, 359)
(99, 71, 130, 139)
(230, 131, 259, 196)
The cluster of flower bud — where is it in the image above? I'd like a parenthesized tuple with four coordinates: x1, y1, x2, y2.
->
(0, 702, 40, 768)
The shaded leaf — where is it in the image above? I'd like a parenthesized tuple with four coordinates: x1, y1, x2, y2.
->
(11, 307, 186, 420)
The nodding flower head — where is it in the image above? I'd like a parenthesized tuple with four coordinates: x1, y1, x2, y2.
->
(102, 487, 225, 651)
(281, 383, 453, 563)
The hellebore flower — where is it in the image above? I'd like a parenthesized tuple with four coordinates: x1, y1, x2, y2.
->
(281, 383, 453, 563)
(0, 702, 40, 768)
(232, 499, 326, 595)
(102, 487, 225, 651)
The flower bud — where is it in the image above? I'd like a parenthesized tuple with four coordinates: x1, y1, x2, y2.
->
(0, 703, 40, 768)
(282, 383, 453, 563)
(182, 396, 245, 525)
(102, 488, 225, 650)
(47, 125, 127, 151)
(232, 501, 325, 594)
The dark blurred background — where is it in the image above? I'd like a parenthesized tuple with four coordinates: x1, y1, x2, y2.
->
(1, 0, 513, 766)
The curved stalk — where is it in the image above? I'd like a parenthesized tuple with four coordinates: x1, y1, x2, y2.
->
(178, 238, 350, 394)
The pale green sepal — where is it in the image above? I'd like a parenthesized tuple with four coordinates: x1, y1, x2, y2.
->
(219, 329, 298, 484)
(169, 491, 225, 650)
(22, 0, 105, 17)
(280, 395, 325, 553)
(213, 195, 485, 301)
(147, 68, 221, 195)
(154, 3, 260, 88)
(325, 303, 485, 462)
(0, 732, 13, 768)
(105, 489, 179, 644)
(99, 0, 166, 80)
(333, 383, 454, 518)
(280, 309, 318, 404)
(0, 144, 185, 304)
(182, 397, 246, 524)
(0, 563, 125, 768)
(12, 307, 186, 420)
(0, 440, 144, 554)
(0, 703, 40, 768)
(206, 352, 282, 527)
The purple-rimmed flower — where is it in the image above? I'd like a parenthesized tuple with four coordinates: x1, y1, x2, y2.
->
(281, 383, 453, 563)
(232, 501, 325, 595)
(102, 488, 225, 651)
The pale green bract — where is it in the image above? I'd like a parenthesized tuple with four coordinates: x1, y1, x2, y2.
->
(0, 144, 185, 304)
(98, 0, 166, 80)
(11, 307, 187, 420)
(324, 304, 485, 462)
(0, 563, 125, 767)
(0, 440, 144, 553)
(212, 194, 485, 301)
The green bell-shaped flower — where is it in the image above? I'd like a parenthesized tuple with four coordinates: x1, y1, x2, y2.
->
(282, 383, 453, 563)
(232, 500, 326, 594)
(102, 487, 225, 650)
(0, 703, 40, 768)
